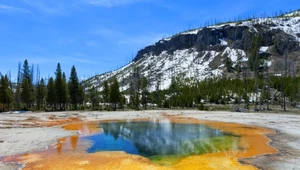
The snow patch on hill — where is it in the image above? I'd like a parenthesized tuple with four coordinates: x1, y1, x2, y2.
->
(181, 29, 200, 35)
(86, 47, 247, 92)
(84, 12, 300, 92)
(284, 10, 300, 17)
(205, 17, 300, 42)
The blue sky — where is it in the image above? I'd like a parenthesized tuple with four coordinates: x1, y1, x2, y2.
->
(0, 0, 299, 81)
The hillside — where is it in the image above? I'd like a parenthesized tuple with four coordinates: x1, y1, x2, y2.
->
(84, 10, 300, 92)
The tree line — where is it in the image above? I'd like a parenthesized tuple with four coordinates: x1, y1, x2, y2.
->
(2, 58, 298, 112)
(0, 59, 85, 112)
(120, 67, 300, 111)
(0, 59, 140, 112)
(149, 76, 300, 111)
(86, 77, 123, 111)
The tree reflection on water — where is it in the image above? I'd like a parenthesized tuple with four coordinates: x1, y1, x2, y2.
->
(84, 119, 238, 157)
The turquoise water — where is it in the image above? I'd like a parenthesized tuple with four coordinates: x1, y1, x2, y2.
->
(84, 120, 238, 159)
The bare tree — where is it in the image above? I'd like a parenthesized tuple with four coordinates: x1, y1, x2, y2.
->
(283, 50, 288, 111)
(36, 64, 40, 84)
(15, 61, 22, 110)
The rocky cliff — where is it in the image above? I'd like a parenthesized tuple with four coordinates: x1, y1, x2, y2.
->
(84, 10, 300, 92)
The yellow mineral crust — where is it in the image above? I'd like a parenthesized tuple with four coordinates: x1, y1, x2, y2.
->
(4, 116, 278, 170)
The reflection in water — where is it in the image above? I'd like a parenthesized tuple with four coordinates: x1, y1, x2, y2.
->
(56, 137, 66, 155)
(1, 117, 278, 170)
(84, 119, 238, 158)
(70, 136, 79, 151)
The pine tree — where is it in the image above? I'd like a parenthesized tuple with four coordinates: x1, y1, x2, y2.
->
(140, 77, 149, 109)
(22, 59, 31, 81)
(46, 77, 56, 111)
(133, 92, 140, 110)
(128, 67, 141, 110)
(248, 34, 261, 74)
(62, 72, 69, 110)
(20, 59, 34, 110)
(89, 86, 99, 110)
(15, 62, 22, 110)
(129, 81, 135, 108)
(119, 94, 126, 111)
(5, 75, 13, 110)
(54, 63, 64, 110)
(68, 65, 79, 110)
(21, 79, 32, 109)
(155, 77, 161, 108)
(77, 84, 85, 109)
(109, 78, 121, 111)
(36, 78, 46, 110)
(0, 75, 13, 111)
(225, 57, 233, 72)
(0, 76, 3, 111)
(102, 81, 109, 103)
(169, 77, 178, 107)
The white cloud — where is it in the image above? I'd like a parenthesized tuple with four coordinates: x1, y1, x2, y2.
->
(21, 0, 66, 14)
(14, 0, 147, 15)
(0, 4, 31, 14)
(9, 54, 100, 65)
(84, 0, 144, 7)
(45, 54, 101, 65)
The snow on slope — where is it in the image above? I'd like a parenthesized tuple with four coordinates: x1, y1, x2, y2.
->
(86, 47, 247, 92)
(85, 12, 300, 92)
(178, 16, 300, 41)
(284, 10, 300, 17)
(87, 62, 134, 91)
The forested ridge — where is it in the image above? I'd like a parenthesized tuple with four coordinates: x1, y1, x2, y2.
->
(1, 10, 300, 112)
(0, 50, 299, 112)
